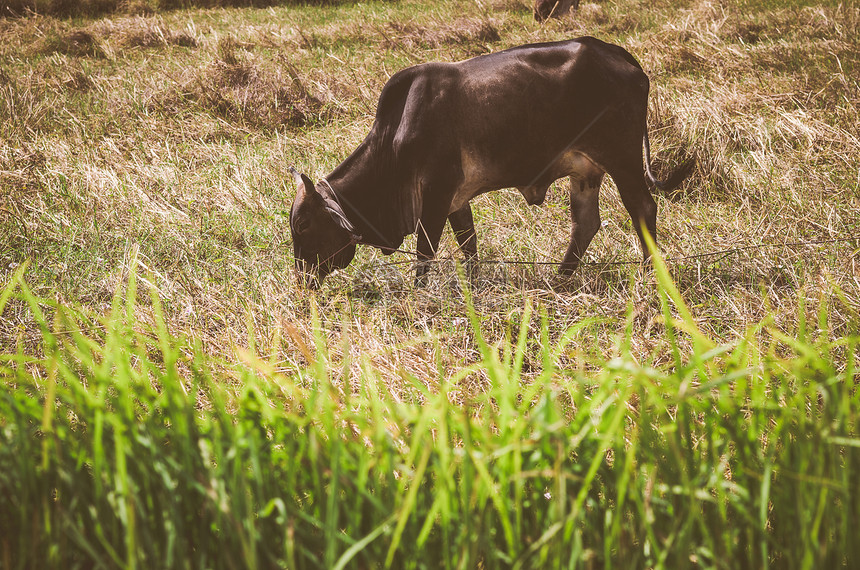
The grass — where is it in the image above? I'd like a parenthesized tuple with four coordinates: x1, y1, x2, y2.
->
(1, 0, 859, 567)
(2, 259, 859, 568)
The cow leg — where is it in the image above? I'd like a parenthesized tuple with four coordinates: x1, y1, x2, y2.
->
(448, 204, 478, 281)
(559, 175, 603, 275)
(612, 167, 658, 262)
(415, 210, 448, 287)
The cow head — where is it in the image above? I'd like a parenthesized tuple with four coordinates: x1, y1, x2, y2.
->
(289, 168, 361, 288)
(533, 0, 575, 22)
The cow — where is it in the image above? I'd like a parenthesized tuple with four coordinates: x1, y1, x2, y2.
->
(534, 0, 579, 22)
(289, 36, 694, 289)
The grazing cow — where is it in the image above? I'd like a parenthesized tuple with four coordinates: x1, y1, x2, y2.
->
(534, 0, 579, 22)
(289, 37, 693, 288)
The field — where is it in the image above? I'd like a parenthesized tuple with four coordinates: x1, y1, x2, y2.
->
(1, 0, 859, 567)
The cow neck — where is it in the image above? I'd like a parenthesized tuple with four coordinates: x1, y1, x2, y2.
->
(323, 142, 402, 249)
(320, 175, 393, 250)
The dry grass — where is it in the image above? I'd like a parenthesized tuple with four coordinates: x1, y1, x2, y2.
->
(377, 16, 502, 53)
(1, 0, 858, 398)
(152, 35, 334, 129)
(0, 0, 347, 18)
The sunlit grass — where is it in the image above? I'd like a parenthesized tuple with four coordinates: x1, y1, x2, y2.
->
(1, 258, 859, 568)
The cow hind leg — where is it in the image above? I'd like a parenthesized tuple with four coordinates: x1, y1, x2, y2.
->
(611, 167, 658, 263)
(559, 174, 603, 275)
(448, 204, 478, 281)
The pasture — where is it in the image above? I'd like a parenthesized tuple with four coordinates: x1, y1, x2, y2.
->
(1, 0, 859, 567)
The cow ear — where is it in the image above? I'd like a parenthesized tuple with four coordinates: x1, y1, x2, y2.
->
(289, 167, 319, 197)
(323, 199, 362, 242)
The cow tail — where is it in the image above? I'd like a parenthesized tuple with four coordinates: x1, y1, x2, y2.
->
(643, 129, 695, 192)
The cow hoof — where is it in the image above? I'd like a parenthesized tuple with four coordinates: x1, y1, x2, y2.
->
(414, 266, 430, 287)
(414, 259, 434, 287)
(558, 264, 578, 276)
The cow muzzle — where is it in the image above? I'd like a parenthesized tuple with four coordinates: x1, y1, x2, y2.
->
(295, 259, 323, 289)
(296, 267, 322, 289)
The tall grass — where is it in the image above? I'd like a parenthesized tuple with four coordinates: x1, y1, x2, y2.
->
(2, 256, 858, 569)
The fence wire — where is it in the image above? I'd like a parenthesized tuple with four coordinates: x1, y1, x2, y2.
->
(370, 235, 859, 270)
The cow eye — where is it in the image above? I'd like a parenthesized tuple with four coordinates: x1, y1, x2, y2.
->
(293, 217, 311, 234)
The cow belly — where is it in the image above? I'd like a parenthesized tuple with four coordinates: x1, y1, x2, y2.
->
(450, 148, 605, 213)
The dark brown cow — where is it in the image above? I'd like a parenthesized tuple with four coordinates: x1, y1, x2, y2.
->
(534, 0, 579, 22)
(289, 37, 693, 288)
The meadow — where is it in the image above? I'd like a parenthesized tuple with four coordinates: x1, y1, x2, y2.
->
(1, 0, 859, 567)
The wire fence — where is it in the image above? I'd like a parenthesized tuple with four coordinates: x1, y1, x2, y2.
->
(371, 235, 859, 270)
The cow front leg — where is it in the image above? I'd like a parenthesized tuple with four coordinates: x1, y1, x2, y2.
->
(448, 204, 478, 281)
(415, 212, 447, 287)
(559, 174, 603, 275)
